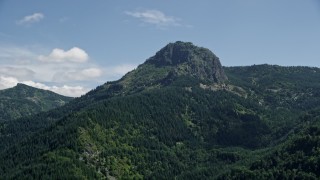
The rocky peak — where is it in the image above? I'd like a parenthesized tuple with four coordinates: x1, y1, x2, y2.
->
(146, 41, 228, 82)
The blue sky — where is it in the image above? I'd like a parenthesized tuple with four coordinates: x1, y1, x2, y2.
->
(0, 0, 319, 96)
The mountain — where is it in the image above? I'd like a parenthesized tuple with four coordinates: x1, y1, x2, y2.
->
(88, 41, 227, 99)
(145, 41, 227, 82)
(0, 42, 320, 179)
(0, 83, 73, 122)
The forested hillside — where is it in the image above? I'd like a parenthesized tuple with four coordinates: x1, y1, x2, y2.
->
(0, 83, 72, 122)
(0, 42, 319, 179)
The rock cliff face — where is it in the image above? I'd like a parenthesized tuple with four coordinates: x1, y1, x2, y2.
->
(146, 41, 228, 83)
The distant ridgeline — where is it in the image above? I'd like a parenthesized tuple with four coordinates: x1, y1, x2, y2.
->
(0, 42, 320, 179)
(0, 83, 72, 121)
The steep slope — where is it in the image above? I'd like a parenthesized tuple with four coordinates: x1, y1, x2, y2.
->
(218, 109, 320, 179)
(87, 41, 227, 99)
(0, 42, 320, 179)
(224, 65, 320, 140)
(145, 41, 227, 82)
(0, 83, 73, 122)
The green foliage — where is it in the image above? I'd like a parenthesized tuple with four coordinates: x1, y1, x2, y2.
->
(0, 43, 320, 179)
(0, 81, 269, 178)
(0, 83, 72, 122)
(219, 114, 320, 179)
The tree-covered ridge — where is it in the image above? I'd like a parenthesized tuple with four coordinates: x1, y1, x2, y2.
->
(0, 83, 73, 122)
(1, 64, 320, 179)
(88, 41, 227, 99)
(0, 42, 320, 179)
(224, 65, 320, 139)
(0, 82, 268, 179)
(219, 109, 320, 179)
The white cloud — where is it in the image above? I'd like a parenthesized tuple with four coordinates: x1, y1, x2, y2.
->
(0, 45, 99, 96)
(0, 67, 35, 81)
(0, 76, 90, 97)
(52, 64, 136, 83)
(0, 45, 137, 97)
(53, 68, 103, 82)
(0, 45, 98, 83)
(38, 47, 89, 63)
(125, 9, 180, 27)
(0, 76, 19, 90)
(0, 46, 37, 64)
(17, 13, 44, 25)
(22, 81, 89, 97)
(80, 68, 103, 78)
(51, 85, 89, 97)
